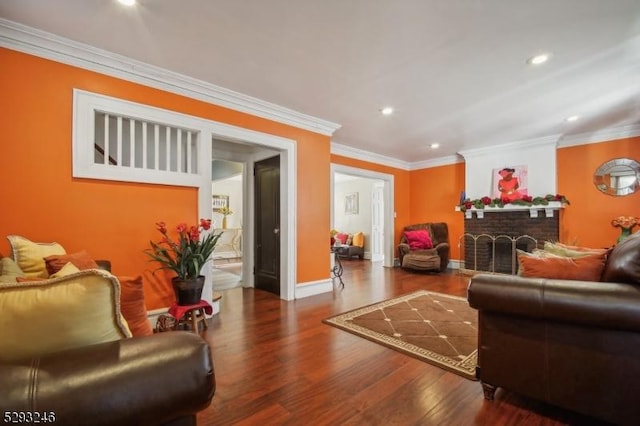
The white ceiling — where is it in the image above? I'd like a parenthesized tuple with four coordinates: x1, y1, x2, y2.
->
(1, 0, 639, 164)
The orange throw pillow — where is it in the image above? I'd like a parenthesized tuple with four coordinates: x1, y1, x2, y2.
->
(518, 252, 607, 282)
(118, 275, 153, 337)
(44, 251, 99, 276)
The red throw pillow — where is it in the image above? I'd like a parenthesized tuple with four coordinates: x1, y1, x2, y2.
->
(44, 251, 99, 276)
(118, 275, 153, 337)
(519, 253, 606, 282)
(404, 229, 433, 250)
(336, 233, 349, 244)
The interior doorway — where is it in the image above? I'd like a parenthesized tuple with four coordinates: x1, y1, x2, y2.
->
(209, 134, 295, 301)
(331, 164, 395, 268)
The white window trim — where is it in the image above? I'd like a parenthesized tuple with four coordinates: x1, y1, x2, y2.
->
(73, 89, 210, 187)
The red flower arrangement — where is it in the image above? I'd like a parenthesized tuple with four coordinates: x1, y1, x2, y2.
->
(145, 219, 223, 280)
(611, 216, 639, 230)
(459, 194, 569, 212)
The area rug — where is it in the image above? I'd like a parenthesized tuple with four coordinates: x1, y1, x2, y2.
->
(323, 290, 478, 380)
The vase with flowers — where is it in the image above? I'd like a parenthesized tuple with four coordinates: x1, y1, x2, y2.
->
(145, 219, 223, 305)
(611, 216, 639, 243)
(218, 206, 233, 229)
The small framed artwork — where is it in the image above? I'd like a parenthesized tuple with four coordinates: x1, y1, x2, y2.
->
(344, 192, 359, 215)
(492, 165, 528, 201)
(212, 194, 229, 212)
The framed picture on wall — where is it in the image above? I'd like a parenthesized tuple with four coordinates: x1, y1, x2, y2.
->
(492, 165, 528, 201)
(212, 194, 229, 212)
(345, 192, 359, 214)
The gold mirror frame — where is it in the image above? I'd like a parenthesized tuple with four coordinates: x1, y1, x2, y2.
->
(593, 158, 640, 196)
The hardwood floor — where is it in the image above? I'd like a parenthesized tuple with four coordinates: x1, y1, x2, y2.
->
(197, 260, 607, 425)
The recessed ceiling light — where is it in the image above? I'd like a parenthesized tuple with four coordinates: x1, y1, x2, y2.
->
(380, 107, 394, 116)
(527, 53, 551, 65)
(566, 115, 580, 122)
(118, 0, 136, 6)
(430, 143, 440, 149)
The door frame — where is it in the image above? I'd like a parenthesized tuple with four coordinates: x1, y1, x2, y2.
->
(330, 164, 395, 268)
(370, 181, 385, 262)
(205, 124, 296, 301)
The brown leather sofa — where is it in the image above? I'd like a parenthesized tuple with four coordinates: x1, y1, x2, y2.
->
(468, 232, 640, 425)
(398, 222, 450, 272)
(0, 331, 215, 426)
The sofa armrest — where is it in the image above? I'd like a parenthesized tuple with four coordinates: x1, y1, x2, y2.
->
(0, 332, 215, 426)
(468, 273, 640, 332)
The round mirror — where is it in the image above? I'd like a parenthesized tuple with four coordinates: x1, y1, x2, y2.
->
(593, 158, 640, 196)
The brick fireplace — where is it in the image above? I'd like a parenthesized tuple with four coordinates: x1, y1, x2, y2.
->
(462, 208, 560, 274)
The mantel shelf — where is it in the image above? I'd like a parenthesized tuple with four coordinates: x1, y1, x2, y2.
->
(454, 201, 566, 219)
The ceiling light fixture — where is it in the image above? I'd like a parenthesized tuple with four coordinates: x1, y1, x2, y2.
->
(118, 0, 136, 6)
(381, 107, 394, 116)
(430, 143, 440, 149)
(527, 53, 551, 65)
(566, 115, 580, 122)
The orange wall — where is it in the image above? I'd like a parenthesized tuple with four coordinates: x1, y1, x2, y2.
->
(558, 137, 640, 247)
(0, 48, 330, 309)
(330, 154, 412, 256)
(409, 162, 465, 259)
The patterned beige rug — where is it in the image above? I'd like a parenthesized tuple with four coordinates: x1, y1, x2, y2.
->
(323, 290, 478, 380)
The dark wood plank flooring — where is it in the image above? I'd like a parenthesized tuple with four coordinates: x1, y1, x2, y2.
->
(197, 260, 608, 425)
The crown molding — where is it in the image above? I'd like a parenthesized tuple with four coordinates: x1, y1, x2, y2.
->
(408, 155, 464, 170)
(330, 142, 412, 170)
(458, 134, 560, 160)
(0, 18, 341, 137)
(558, 123, 640, 148)
(329, 123, 639, 173)
(331, 140, 464, 171)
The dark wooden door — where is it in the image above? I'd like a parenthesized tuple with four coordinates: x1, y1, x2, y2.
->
(254, 155, 280, 295)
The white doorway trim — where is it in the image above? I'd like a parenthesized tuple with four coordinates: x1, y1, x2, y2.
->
(206, 124, 296, 301)
(371, 181, 385, 262)
(331, 164, 395, 268)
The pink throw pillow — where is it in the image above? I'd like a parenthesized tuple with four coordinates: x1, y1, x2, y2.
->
(404, 230, 433, 250)
(336, 233, 349, 244)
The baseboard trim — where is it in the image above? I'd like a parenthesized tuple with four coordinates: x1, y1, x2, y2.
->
(295, 279, 333, 299)
(448, 259, 463, 270)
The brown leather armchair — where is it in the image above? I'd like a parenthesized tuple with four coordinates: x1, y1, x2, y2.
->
(0, 332, 215, 426)
(468, 232, 640, 425)
(398, 222, 450, 272)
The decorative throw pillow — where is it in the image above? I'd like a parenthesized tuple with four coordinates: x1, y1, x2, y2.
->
(17, 262, 81, 283)
(0, 257, 26, 282)
(336, 233, 349, 245)
(0, 270, 131, 362)
(7, 235, 66, 278)
(518, 252, 607, 282)
(44, 250, 99, 275)
(515, 249, 562, 276)
(352, 232, 365, 248)
(543, 241, 608, 258)
(404, 229, 433, 250)
(51, 262, 81, 278)
(118, 275, 154, 337)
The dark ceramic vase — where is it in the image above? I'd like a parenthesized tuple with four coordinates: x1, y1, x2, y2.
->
(172, 276, 205, 305)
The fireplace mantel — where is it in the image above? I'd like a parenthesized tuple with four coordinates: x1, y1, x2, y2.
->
(455, 201, 566, 219)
